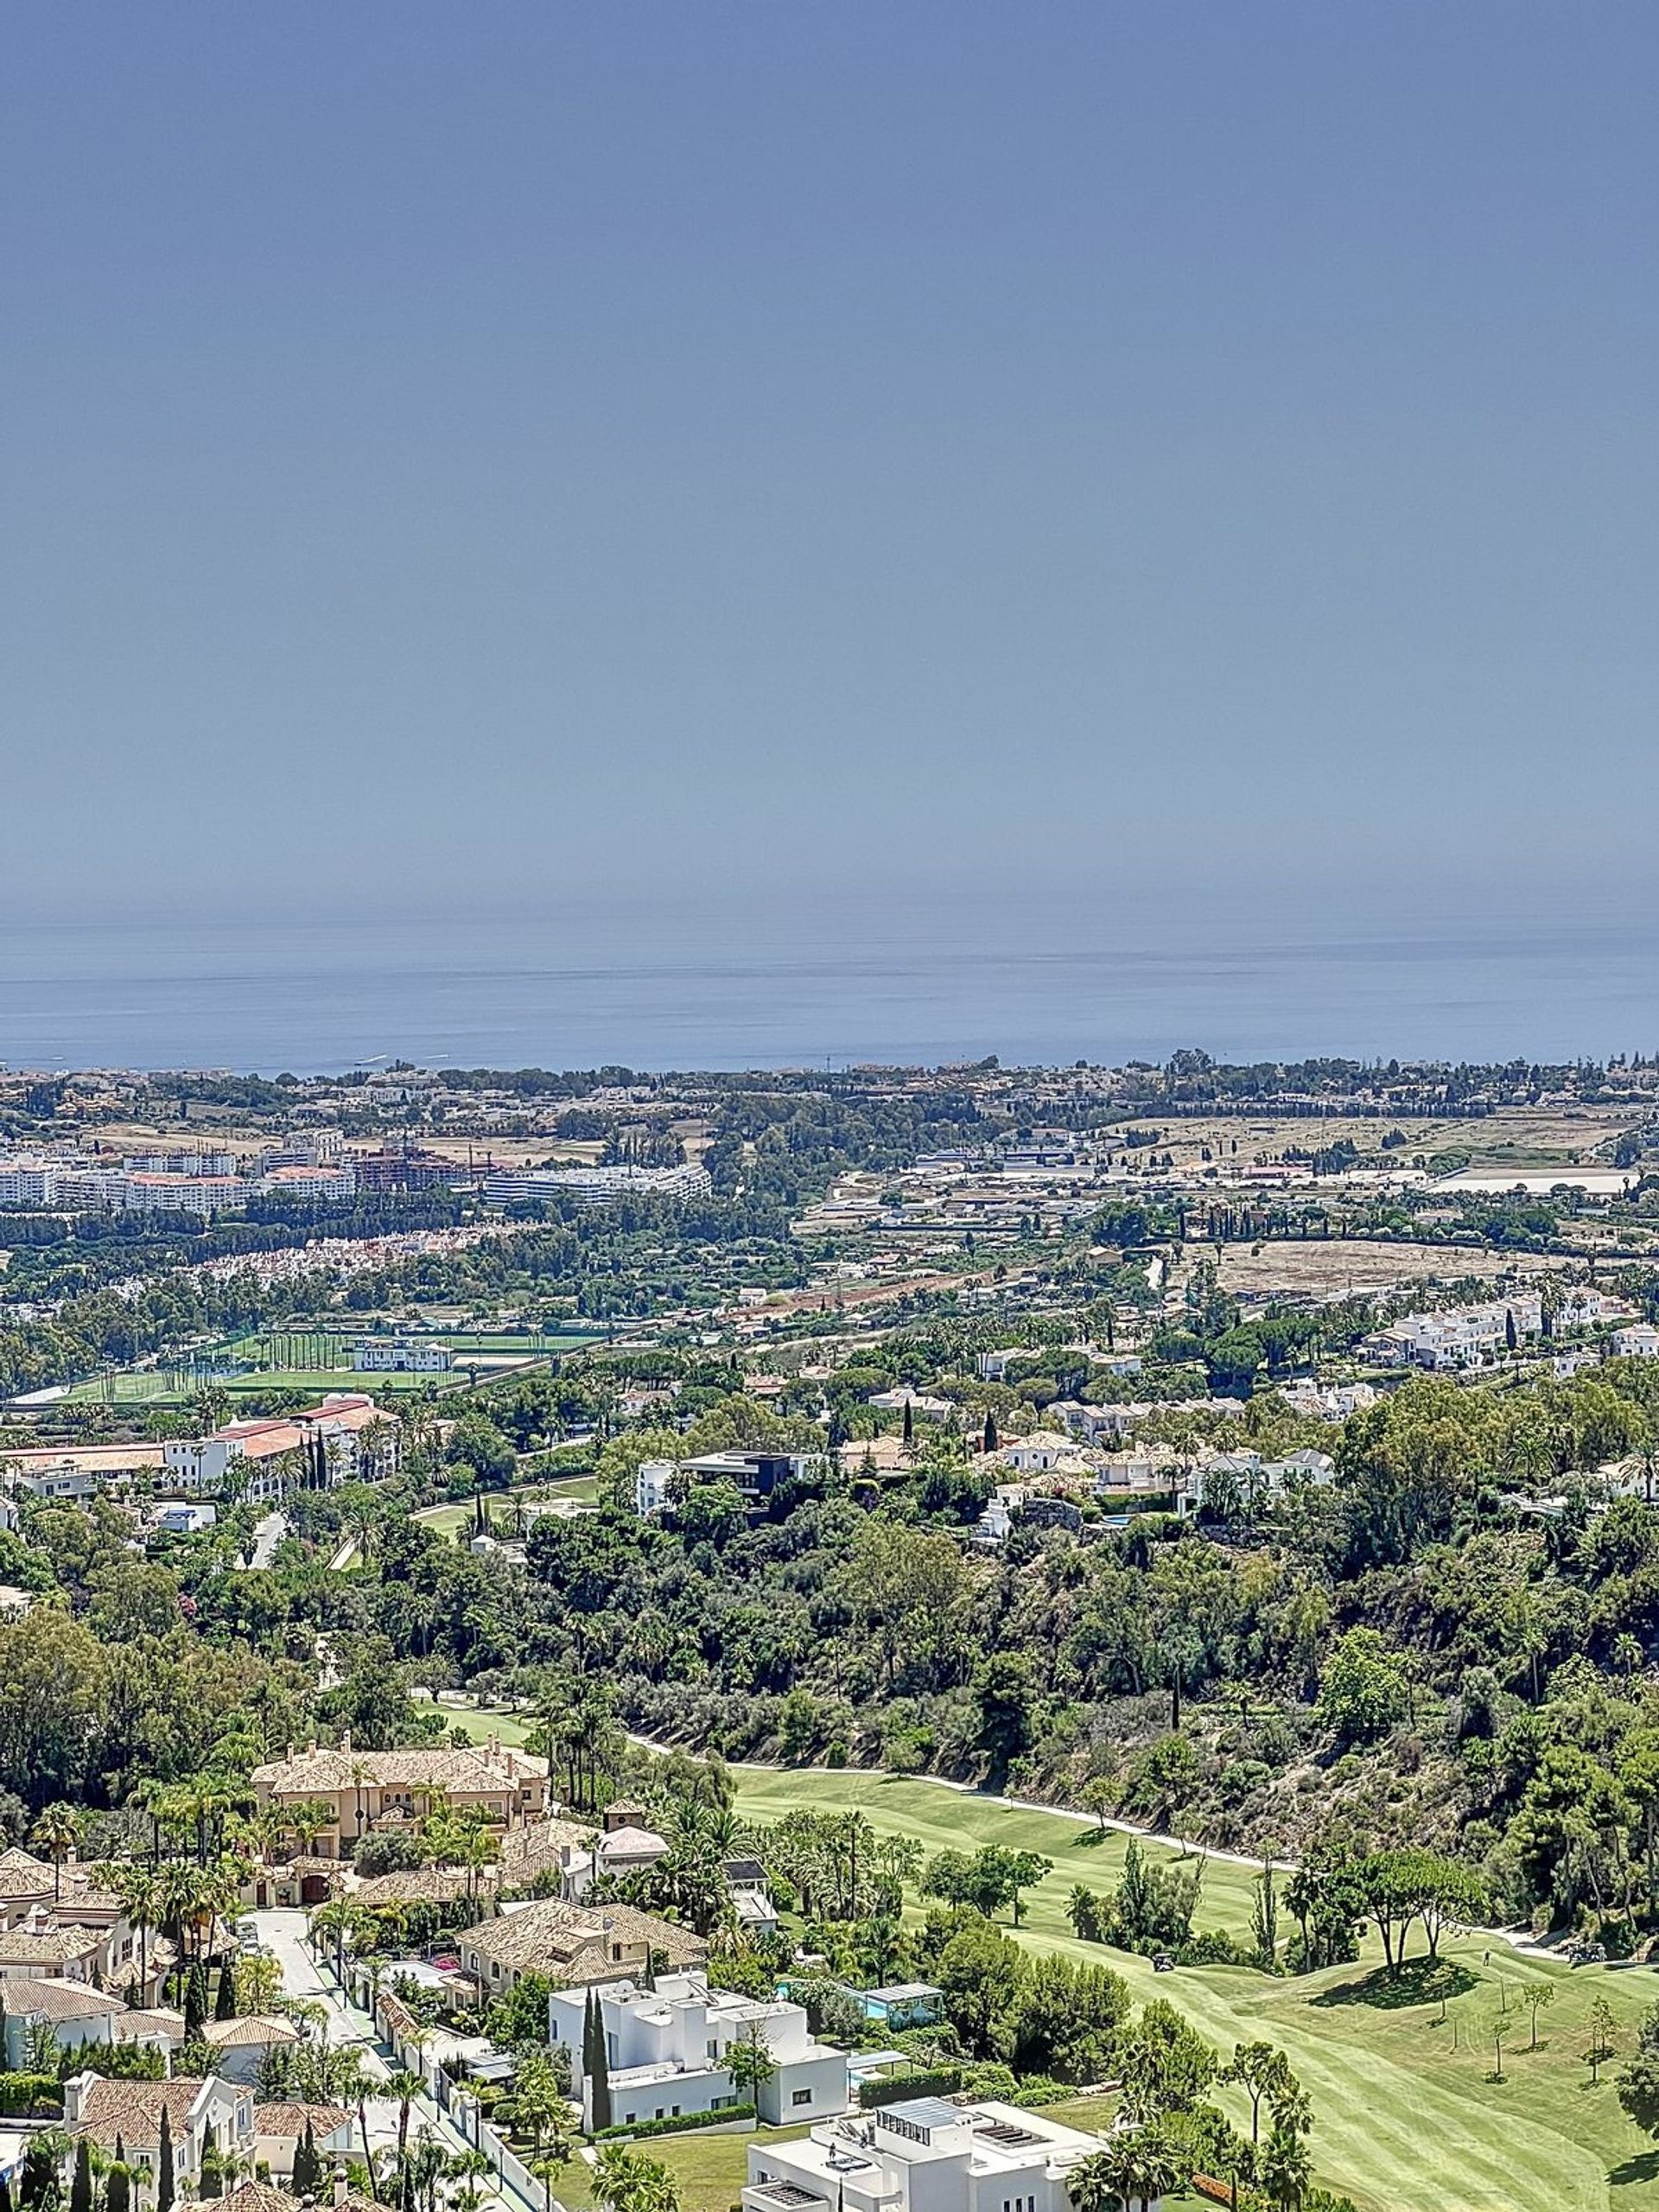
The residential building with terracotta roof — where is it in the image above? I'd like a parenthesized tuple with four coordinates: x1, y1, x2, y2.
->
(251, 1733, 550, 1862)
(0, 1979, 182, 2067)
(252, 2102, 357, 2183)
(454, 1896, 706, 1995)
(64, 2073, 253, 2191)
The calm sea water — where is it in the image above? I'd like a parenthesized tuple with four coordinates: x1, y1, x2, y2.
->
(0, 905, 1655, 1075)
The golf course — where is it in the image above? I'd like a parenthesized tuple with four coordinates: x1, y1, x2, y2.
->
(432, 1707, 1659, 2210)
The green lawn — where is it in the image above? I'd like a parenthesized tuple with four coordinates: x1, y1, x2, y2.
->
(723, 1766, 1659, 2212)
(414, 1694, 541, 1749)
(555, 2126, 812, 2212)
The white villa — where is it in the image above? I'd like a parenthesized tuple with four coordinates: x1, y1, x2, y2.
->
(550, 1971, 849, 2131)
(743, 2098, 1135, 2212)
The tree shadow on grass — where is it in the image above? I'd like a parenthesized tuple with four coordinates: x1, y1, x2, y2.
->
(1312, 1957, 1478, 2011)
(1608, 2150, 1659, 2189)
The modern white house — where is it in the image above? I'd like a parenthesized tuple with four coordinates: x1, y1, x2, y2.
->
(1613, 1324, 1659, 1359)
(743, 2098, 1131, 2212)
(549, 1972, 850, 2130)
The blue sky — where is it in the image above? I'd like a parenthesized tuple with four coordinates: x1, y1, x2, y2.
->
(3, 3, 1655, 924)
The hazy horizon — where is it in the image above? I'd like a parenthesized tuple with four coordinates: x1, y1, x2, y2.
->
(4, 2, 1656, 936)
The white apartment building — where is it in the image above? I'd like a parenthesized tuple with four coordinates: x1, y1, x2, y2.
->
(0, 1157, 70, 1206)
(550, 1972, 849, 2131)
(743, 2099, 1131, 2212)
(1364, 1294, 1544, 1371)
(484, 1163, 713, 1208)
(261, 1164, 357, 1204)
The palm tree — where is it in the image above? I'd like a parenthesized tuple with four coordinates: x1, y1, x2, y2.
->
(450, 2150, 496, 2212)
(378, 2066, 420, 2158)
(97, 1862, 162, 1993)
(32, 1805, 81, 1899)
(1261, 2122, 1311, 2212)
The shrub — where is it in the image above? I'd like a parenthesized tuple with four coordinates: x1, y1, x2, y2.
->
(595, 2104, 753, 2140)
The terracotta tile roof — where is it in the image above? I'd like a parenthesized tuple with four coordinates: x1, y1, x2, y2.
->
(119, 2009, 188, 2043)
(220, 2182, 302, 2212)
(252, 2102, 353, 2141)
(458, 1897, 706, 1980)
(0, 1924, 104, 1965)
(71, 2078, 211, 2150)
(251, 1745, 547, 1796)
(351, 1867, 486, 1908)
(1, 1978, 120, 2021)
(0, 1846, 55, 1897)
(204, 2014, 300, 2050)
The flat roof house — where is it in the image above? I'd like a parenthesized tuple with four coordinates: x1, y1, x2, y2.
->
(743, 2099, 1133, 2212)
(550, 1971, 849, 2130)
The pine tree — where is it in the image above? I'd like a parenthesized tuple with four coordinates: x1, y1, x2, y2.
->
(215, 1961, 238, 2020)
(70, 2141, 92, 2212)
(157, 2105, 175, 2212)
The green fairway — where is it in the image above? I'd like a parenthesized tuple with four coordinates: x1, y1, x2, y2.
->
(414, 1694, 540, 1749)
(722, 1766, 1659, 2212)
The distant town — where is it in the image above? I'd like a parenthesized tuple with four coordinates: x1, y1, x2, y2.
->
(6, 1049, 1659, 2212)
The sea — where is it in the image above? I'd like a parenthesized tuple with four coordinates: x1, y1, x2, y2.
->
(0, 901, 1655, 1077)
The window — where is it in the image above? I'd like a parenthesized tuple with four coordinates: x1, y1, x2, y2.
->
(792, 2089, 812, 2108)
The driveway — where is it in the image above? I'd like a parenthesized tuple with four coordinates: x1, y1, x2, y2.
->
(251, 1912, 541, 2212)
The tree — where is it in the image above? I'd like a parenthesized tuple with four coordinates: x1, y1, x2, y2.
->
(1488, 2012, 1510, 2084)
(1262, 2120, 1311, 2212)
(1317, 1629, 1409, 1743)
(726, 2026, 777, 2107)
(157, 2107, 175, 2212)
(1251, 1861, 1280, 1970)
(31, 1805, 81, 1900)
(1074, 2127, 1180, 2212)
(214, 1961, 238, 2022)
(105, 2171, 130, 2212)
(972, 1653, 1039, 1777)
(1225, 2042, 1292, 2144)
(1524, 1981, 1554, 2051)
(1587, 1995, 1618, 2085)
(293, 2119, 321, 2199)
(1619, 2003, 1659, 2136)
(68, 2143, 92, 2212)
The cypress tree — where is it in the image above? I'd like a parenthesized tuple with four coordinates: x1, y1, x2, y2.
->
(589, 1998, 613, 2133)
(901, 1399, 913, 1448)
(982, 1409, 997, 1454)
(295, 2116, 319, 2197)
(215, 1961, 238, 2020)
(184, 1961, 209, 2041)
(70, 2143, 92, 2212)
(157, 2105, 175, 2212)
(107, 2171, 130, 2212)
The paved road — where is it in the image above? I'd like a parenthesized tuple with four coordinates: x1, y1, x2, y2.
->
(251, 1911, 542, 2212)
(248, 1512, 289, 1569)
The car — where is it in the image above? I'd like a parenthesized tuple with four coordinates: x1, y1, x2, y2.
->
(1152, 1953, 1175, 1973)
